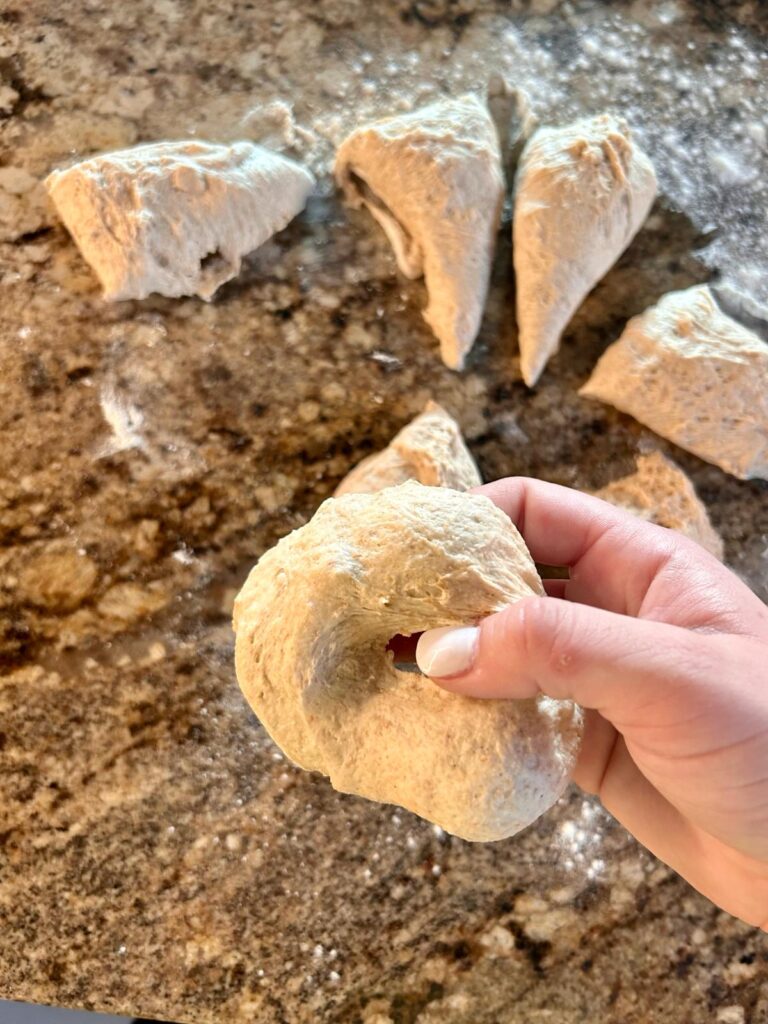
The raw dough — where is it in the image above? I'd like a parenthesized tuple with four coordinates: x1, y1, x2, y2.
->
(45, 140, 314, 300)
(513, 114, 656, 386)
(594, 451, 724, 559)
(335, 401, 481, 495)
(335, 95, 505, 371)
(580, 285, 768, 480)
(234, 481, 582, 841)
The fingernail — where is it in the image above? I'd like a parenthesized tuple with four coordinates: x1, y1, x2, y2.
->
(416, 626, 478, 678)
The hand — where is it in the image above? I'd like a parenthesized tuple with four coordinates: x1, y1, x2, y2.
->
(415, 477, 768, 929)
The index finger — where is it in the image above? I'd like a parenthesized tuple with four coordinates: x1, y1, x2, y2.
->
(475, 476, 768, 638)
(476, 476, 671, 564)
(475, 477, 681, 617)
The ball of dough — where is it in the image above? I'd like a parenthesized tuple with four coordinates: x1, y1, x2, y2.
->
(234, 481, 582, 841)
(335, 401, 481, 496)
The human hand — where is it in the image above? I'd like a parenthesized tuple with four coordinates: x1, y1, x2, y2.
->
(414, 478, 768, 929)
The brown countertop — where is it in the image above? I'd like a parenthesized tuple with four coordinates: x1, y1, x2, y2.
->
(1, 1, 767, 1020)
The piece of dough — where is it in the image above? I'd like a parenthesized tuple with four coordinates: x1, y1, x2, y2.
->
(335, 95, 505, 371)
(594, 451, 724, 559)
(335, 401, 481, 496)
(234, 481, 582, 841)
(45, 140, 314, 300)
(513, 114, 657, 386)
(580, 285, 768, 480)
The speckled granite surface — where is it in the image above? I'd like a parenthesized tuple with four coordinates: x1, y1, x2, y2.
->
(1, 1, 767, 1021)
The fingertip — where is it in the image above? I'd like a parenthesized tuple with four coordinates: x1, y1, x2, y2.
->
(471, 477, 525, 517)
(415, 626, 478, 679)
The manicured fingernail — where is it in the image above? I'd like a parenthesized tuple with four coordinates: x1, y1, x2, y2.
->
(416, 626, 478, 678)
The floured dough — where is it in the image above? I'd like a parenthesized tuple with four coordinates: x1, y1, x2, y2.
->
(335, 401, 481, 496)
(234, 481, 582, 841)
(335, 95, 505, 371)
(45, 140, 314, 300)
(513, 114, 657, 386)
(594, 451, 724, 559)
(581, 285, 768, 480)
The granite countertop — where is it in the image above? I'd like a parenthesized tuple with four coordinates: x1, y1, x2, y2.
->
(1, 1, 767, 1021)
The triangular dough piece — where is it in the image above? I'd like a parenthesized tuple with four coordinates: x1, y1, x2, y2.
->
(335, 95, 505, 371)
(593, 451, 723, 559)
(335, 401, 481, 496)
(514, 114, 657, 386)
(46, 140, 314, 301)
(581, 285, 768, 480)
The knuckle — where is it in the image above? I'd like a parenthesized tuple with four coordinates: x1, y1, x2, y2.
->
(520, 596, 583, 681)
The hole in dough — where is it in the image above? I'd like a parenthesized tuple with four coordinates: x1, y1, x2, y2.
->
(387, 632, 423, 674)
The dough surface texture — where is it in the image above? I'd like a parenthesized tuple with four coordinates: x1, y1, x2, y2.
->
(581, 285, 768, 480)
(514, 114, 656, 386)
(46, 140, 314, 301)
(593, 451, 723, 559)
(234, 481, 582, 841)
(335, 95, 504, 371)
(335, 401, 481, 496)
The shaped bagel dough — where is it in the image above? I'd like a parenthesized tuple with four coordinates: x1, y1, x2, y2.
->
(46, 140, 314, 301)
(335, 401, 481, 496)
(581, 285, 768, 481)
(234, 482, 582, 841)
(514, 114, 656, 386)
(335, 95, 505, 371)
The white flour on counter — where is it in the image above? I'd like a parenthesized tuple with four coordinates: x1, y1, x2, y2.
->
(289, 5, 768, 323)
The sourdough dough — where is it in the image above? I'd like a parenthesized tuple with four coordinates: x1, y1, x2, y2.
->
(46, 140, 314, 300)
(594, 451, 724, 559)
(335, 95, 505, 371)
(234, 482, 582, 841)
(581, 285, 768, 480)
(335, 401, 481, 495)
(513, 114, 656, 386)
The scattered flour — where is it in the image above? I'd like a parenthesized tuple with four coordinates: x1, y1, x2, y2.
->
(299, 11, 768, 318)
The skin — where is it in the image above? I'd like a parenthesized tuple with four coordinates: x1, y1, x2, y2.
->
(419, 478, 768, 930)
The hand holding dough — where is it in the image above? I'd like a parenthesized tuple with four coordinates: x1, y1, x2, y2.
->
(234, 482, 582, 841)
(335, 95, 505, 371)
(46, 140, 314, 301)
(513, 114, 656, 386)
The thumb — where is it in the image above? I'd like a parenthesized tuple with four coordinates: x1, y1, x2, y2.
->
(415, 595, 712, 721)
